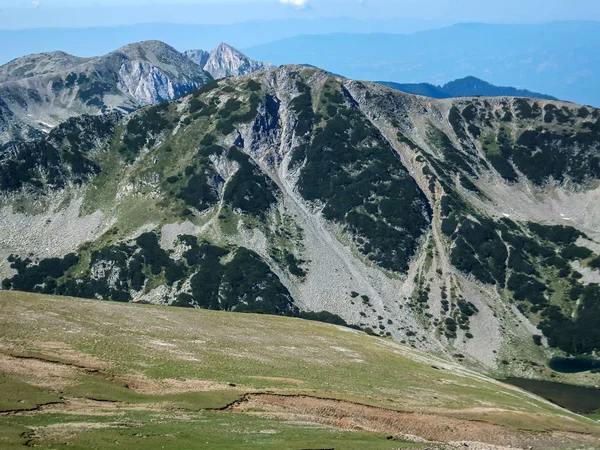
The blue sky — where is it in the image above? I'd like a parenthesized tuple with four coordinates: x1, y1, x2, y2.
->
(1, 0, 599, 29)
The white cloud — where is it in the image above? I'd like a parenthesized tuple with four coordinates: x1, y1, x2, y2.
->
(279, 0, 309, 9)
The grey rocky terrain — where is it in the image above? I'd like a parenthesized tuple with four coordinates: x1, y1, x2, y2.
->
(0, 41, 212, 145)
(185, 43, 276, 79)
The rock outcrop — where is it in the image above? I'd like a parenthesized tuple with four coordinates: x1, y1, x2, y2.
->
(186, 43, 276, 79)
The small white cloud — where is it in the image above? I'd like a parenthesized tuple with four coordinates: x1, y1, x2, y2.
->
(279, 0, 309, 8)
(31, 0, 41, 7)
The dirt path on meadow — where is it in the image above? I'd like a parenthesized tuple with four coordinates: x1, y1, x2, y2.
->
(1, 343, 599, 449)
(232, 393, 600, 450)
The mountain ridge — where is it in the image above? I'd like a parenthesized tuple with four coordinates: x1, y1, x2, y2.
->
(0, 40, 213, 145)
(1, 65, 599, 382)
(0, 41, 275, 146)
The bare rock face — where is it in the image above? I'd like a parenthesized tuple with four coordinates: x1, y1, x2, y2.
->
(188, 43, 277, 79)
(183, 49, 210, 69)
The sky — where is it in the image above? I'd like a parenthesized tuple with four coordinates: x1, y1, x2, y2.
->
(1, 0, 599, 29)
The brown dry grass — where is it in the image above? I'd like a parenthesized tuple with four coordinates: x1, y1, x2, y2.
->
(123, 374, 238, 395)
(250, 376, 304, 384)
(0, 353, 78, 389)
(234, 394, 600, 449)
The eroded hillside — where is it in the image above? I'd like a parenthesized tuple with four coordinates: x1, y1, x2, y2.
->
(1, 65, 599, 378)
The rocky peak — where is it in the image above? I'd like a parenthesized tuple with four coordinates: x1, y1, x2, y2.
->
(200, 42, 276, 79)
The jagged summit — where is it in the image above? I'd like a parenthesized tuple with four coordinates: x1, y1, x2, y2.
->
(0, 40, 279, 145)
(183, 49, 210, 69)
(185, 42, 276, 79)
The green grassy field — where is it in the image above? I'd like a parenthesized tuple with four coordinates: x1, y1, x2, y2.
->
(1, 290, 599, 449)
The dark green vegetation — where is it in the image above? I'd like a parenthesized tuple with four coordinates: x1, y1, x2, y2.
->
(290, 80, 317, 136)
(480, 102, 600, 185)
(428, 98, 600, 355)
(175, 143, 224, 213)
(51, 72, 116, 108)
(2, 233, 351, 328)
(223, 147, 277, 217)
(0, 113, 120, 191)
(121, 102, 172, 161)
(296, 82, 431, 272)
(505, 378, 600, 414)
(2, 232, 293, 315)
(170, 143, 277, 216)
(539, 284, 600, 354)
(442, 205, 600, 353)
(174, 235, 293, 315)
(445, 99, 600, 186)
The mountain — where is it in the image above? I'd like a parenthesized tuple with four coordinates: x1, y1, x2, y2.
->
(0, 40, 212, 145)
(244, 21, 600, 106)
(185, 43, 276, 79)
(0, 51, 90, 83)
(1, 290, 598, 449)
(1, 65, 600, 384)
(443, 76, 558, 100)
(380, 76, 556, 100)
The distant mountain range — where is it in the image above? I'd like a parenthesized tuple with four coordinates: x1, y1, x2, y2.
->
(0, 41, 273, 145)
(379, 76, 557, 101)
(1, 21, 598, 106)
(243, 21, 600, 107)
(0, 19, 449, 65)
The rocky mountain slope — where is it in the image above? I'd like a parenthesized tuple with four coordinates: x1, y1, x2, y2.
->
(0, 40, 212, 145)
(184, 43, 276, 79)
(380, 76, 557, 100)
(1, 65, 599, 381)
(0, 51, 89, 83)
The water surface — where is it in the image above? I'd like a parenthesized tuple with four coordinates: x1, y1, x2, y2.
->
(504, 377, 600, 414)
(548, 356, 600, 373)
